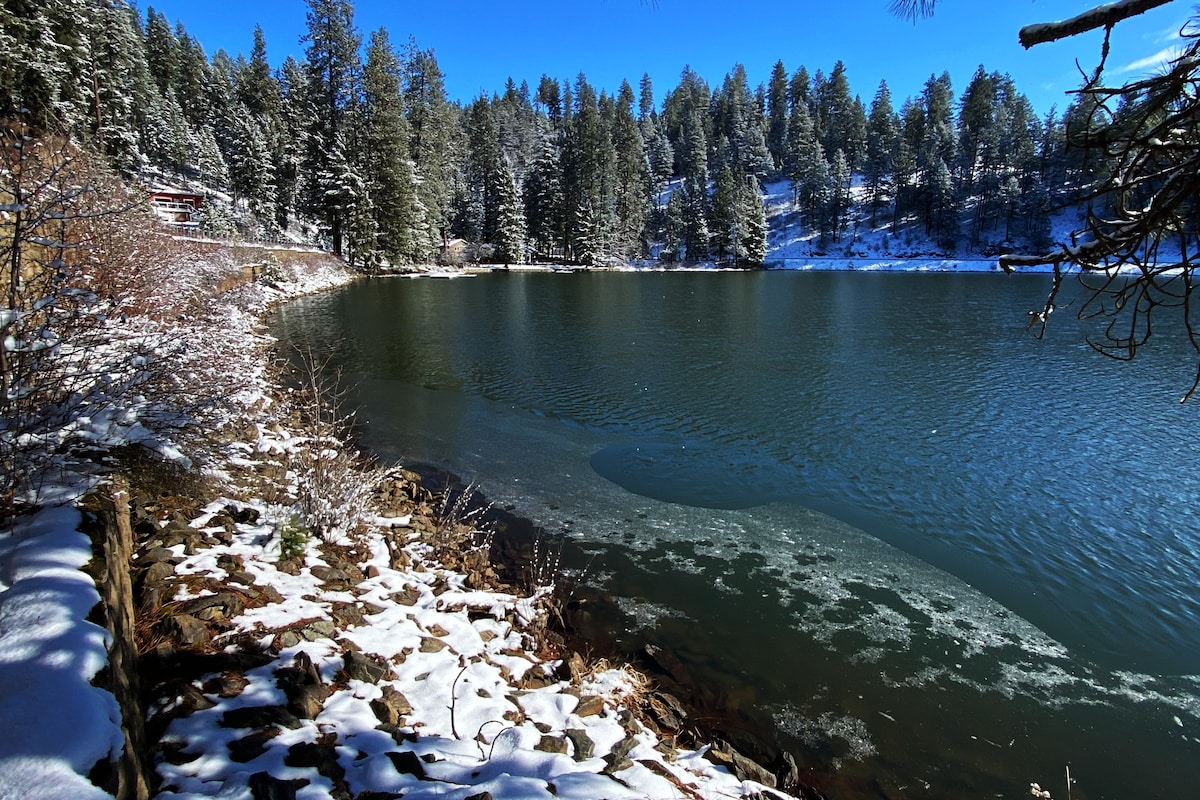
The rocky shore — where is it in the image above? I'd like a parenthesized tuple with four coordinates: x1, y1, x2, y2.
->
(1, 245, 817, 799)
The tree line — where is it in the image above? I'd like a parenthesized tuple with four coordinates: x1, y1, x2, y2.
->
(2, 0, 1092, 269)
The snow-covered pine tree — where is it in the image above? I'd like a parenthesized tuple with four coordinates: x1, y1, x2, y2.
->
(402, 39, 459, 261)
(863, 80, 898, 226)
(361, 28, 423, 267)
(612, 80, 651, 260)
(740, 175, 768, 265)
(300, 0, 361, 257)
(492, 158, 526, 265)
(523, 123, 564, 261)
(766, 60, 790, 173)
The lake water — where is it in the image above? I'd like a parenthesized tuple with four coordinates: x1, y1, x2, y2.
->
(272, 271, 1200, 799)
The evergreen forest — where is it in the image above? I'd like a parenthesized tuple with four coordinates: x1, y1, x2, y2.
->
(1, 0, 1095, 269)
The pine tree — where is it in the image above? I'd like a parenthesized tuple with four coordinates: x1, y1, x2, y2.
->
(300, 0, 361, 257)
(403, 39, 459, 259)
(819, 61, 866, 170)
(863, 80, 898, 225)
(828, 147, 852, 237)
(561, 73, 614, 265)
(709, 162, 740, 262)
(88, 0, 154, 172)
(523, 124, 564, 260)
(361, 28, 423, 266)
(144, 8, 179, 97)
(892, 97, 924, 230)
(492, 158, 526, 264)
(784, 99, 815, 208)
(766, 60, 789, 173)
(740, 175, 768, 265)
(275, 56, 308, 229)
(612, 80, 651, 259)
(0, 0, 91, 131)
(174, 26, 211, 129)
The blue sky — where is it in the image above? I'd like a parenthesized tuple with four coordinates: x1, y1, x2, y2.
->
(145, 0, 1192, 115)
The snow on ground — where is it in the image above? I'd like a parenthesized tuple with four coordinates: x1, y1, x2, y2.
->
(0, 246, 783, 800)
(149, 499, 769, 800)
(0, 250, 354, 800)
(0, 505, 123, 800)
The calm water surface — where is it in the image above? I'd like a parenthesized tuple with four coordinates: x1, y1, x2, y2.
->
(272, 272, 1200, 799)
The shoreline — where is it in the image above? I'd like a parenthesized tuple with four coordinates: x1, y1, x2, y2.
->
(0, 245, 815, 799)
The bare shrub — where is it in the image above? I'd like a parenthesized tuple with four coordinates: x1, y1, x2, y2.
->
(282, 350, 383, 543)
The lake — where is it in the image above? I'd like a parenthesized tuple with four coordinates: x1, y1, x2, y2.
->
(271, 271, 1200, 799)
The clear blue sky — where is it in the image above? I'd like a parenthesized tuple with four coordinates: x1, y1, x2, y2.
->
(145, 0, 1192, 115)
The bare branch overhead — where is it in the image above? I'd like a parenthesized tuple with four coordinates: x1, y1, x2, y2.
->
(1019, 0, 1177, 48)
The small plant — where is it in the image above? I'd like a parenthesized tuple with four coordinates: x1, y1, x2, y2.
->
(277, 514, 309, 562)
(285, 348, 385, 543)
(431, 481, 494, 553)
(257, 257, 284, 286)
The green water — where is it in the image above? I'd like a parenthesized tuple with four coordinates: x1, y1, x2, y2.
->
(273, 271, 1200, 798)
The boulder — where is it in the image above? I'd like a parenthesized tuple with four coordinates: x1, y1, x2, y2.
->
(219, 705, 302, 731)
(343, 651, 388, 684)
(285, 741, 345, 782)
(166, 614, 210, 647)
(564, 728, 595, 761)
(370, 686, 413, 725)
(248, 771, 307, 800)
(704, 742, 778, 789)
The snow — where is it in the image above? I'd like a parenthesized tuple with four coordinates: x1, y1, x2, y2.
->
(0, 505, 123, 800)
(1, 243, 779, 800)
(147, 499, 771, 799)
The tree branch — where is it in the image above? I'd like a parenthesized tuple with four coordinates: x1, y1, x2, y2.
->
(1019, 0, 1176, 48)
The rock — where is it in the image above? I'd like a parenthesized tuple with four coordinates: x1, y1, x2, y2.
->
(602, 734, 638, 774)
(418, 637, 447, 654)
(228, 570, 257, 586)
(166, 614, 210, 647)
(370, 686, 413, 725)
(223, 503, 260, 524)
(558, 651, 588, 682)
(219, 705, 302, 731)
(137, 547, 182, 566)
(203, 672, 250, 699)
(288, 683, 330, 720)
(641, 643, 692, 684)
(276, 652, 330, 720)
(310, 564, 351, 584)
(385, 750, 426, 779)
(273, 630, 302, 650)
(248, 771, 308, 800)
(285, 741, 345, 782)
(776, 750, 801, 791)
(217, 553, 246, 572)
(573, 695, 605, 717)
(175, 592, 246, 620)
(464, 793, 493, 800)
(343, 651, 388, 684)
(426, 624, 450, 637)
(564, 728, 595, 761)
(375, 723, 418, 746)
(176, 682, 217, 713)
(330, 602, 366, 629)
(390, 585, 420, 606)
(140, 560, 176, 586)
(705, 742, 777, 789)
(535, 735, 568, 754)
(646, 691, 687, 732)
(228, 728, 279, 762)
(300, 619, 338, 641)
